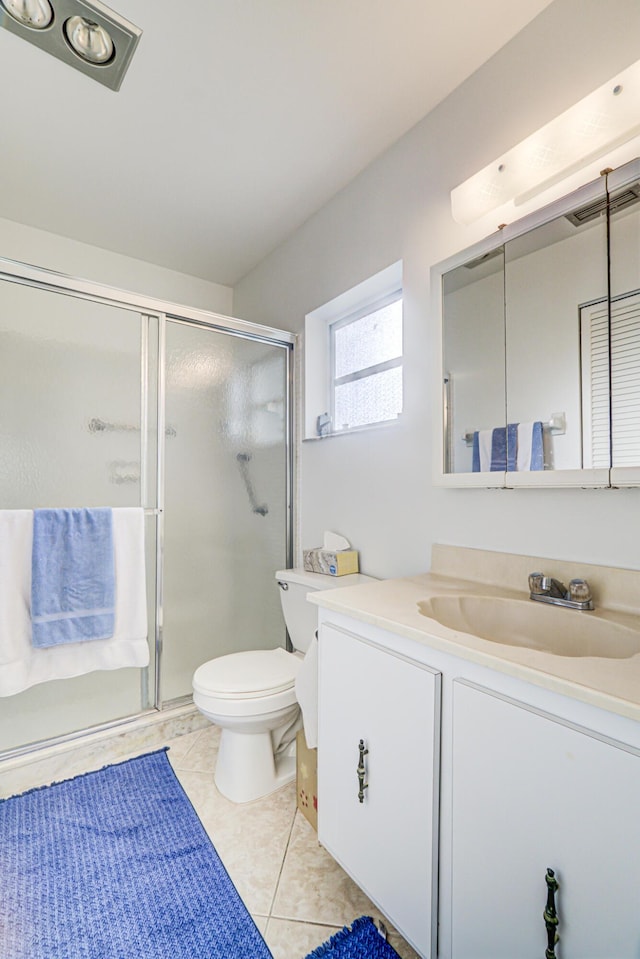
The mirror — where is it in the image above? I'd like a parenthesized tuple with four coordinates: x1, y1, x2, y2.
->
(504, 182, 608, 475)
(608, 177, 640, 475)
(442, 247, 505, 475)
(437, 158, 640, 486)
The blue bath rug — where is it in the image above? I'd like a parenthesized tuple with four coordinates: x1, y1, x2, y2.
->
(304, 916, 401, 959)
(0, 748, 272, 959)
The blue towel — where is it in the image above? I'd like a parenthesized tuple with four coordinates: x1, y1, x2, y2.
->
(506, 423, 518, 472)
(472, 427, 509, 472)
(31, 508, 115, 649)
(531, 420, 544, 470)
(472, 432, 481, 472)
(490, 427, 507, 471)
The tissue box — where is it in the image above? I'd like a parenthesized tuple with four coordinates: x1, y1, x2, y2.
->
(296, 729, 317, 830)
(303, 548, 359, 576)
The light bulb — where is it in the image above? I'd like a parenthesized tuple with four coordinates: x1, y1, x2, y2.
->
(64, 15, 114, 64)
(1, 0, 53, 29)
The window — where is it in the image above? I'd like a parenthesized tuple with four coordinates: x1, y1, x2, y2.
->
(304, 261, 403, 438)
(330, 294, 403, 432)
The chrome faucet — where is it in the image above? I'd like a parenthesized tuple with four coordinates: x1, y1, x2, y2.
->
(528, 572, 594, 610)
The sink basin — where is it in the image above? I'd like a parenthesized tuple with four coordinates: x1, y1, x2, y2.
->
(417, 594, 640, 659)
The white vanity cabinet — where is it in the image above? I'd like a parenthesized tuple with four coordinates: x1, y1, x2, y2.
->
(450, 680, 640, 959)
(317, 623, 441, 959)
(314, 598, 640, 959)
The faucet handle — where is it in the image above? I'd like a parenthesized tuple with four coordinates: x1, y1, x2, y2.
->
(528, 572, 545, 594)
(568, 578, 592, 604)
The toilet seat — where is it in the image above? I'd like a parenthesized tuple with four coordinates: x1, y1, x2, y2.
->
(193, 647, 301, 700)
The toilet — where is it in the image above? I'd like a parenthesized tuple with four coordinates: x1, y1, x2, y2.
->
(192, 566, 373, 803)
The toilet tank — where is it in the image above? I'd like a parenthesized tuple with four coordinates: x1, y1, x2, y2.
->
(275, 567, 374, 654)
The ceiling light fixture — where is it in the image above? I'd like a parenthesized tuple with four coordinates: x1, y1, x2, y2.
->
(64, 15, 113, 63)
(451, 58, 640, 225)
(0, 0, 141, 90)
(3, 0, 53, 29)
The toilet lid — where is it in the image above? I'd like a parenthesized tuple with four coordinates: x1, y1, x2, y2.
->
(193, 647, 301, 699)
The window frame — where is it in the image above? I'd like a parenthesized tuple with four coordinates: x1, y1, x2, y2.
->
(303, 260, 403, 440)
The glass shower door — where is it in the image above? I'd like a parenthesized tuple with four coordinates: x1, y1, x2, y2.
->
(0, 279, 157, 752)
(161, 319, 291, 703)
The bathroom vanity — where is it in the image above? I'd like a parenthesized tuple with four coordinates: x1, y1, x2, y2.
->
(310, 546, 640, 959)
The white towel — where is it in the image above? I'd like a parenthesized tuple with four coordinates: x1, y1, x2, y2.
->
(0, 508, 149, 697)
(516, 421, 544, 472)
(517, 423, 532, 471)
(478, 429, 493, 472)
(294, 636, 319, 749)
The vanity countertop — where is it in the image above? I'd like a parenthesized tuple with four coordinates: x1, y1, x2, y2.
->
(308, 545, 640, 724)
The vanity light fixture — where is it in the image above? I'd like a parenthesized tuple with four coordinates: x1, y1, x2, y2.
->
(0, 0, 141, 90)
(451, 58, 640, 225)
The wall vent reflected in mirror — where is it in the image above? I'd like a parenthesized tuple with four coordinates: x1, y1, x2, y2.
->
(565, 181, 640, 227)
(463, 247, 504, 271)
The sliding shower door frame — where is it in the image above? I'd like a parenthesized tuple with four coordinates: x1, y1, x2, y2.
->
(156, 313, 296, 710)
(0, 255, 296, 756)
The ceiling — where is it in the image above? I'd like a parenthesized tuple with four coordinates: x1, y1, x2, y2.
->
(1, 0, 554, 287)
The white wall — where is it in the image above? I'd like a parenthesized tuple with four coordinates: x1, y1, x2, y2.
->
(0, 216, 233, 316)
(233, 0, 640, 578)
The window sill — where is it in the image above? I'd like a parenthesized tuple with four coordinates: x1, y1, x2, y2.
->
(302, 416, 402, 441)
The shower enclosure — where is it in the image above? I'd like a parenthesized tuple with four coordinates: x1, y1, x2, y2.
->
(0, 258, 294, 757)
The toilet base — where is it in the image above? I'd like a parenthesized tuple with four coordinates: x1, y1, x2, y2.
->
(214, 726, 298, 804)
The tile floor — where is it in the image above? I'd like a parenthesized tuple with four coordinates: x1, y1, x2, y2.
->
(12, 720, 420, 959)
(10, 721, 421, 958)
(165, 724, 421, 959)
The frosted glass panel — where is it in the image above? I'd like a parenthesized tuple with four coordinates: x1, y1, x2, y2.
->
(162, 320, 289, 702)
(334, 365, 402, 431)
(334, 299, 402, 378)
(0, 279, 154, 752)
(0, 279, 145, 508)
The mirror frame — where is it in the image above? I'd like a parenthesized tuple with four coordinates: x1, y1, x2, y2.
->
(605, 157, 640, 489)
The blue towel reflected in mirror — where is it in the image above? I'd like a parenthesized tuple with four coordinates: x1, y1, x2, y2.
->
(472, 421, 544, 472)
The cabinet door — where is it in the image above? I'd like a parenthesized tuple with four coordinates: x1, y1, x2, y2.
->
(317, 624, 441, 959)
(451, 680, 640, 959)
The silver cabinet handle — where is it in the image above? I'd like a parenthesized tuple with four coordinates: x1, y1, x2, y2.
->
(544, 868, 559, 959)
(357, 739, 368, 803)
